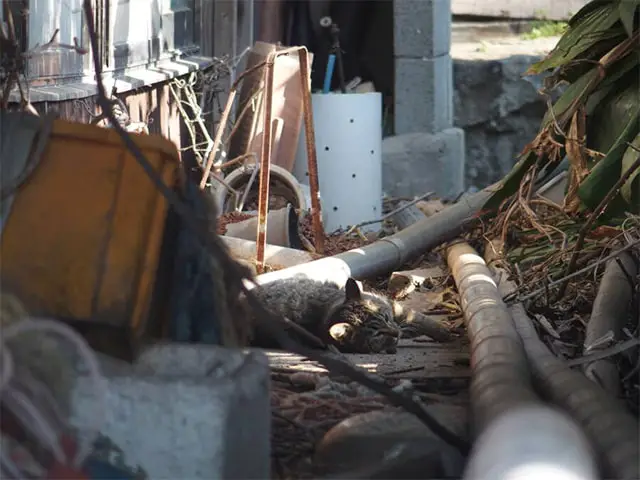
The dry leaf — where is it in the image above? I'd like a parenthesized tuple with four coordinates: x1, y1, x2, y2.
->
(564, 107, 588, 213)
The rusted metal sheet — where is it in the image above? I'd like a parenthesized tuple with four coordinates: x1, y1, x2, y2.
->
(451, 0, 588, 20)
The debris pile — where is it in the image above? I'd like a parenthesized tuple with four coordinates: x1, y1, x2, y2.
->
(1, 1, 639, 479)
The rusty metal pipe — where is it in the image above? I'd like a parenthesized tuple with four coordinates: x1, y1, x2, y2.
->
(254, 46, 325, 271)
(256, 54, 276, 273)
(298, 48, 325, 254)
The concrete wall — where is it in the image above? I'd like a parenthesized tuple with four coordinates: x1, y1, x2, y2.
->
(388, 0, 465, 199)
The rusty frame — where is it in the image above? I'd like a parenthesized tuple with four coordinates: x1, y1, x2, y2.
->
(255, 46, 324, 272)
(200, 46, 325, 273)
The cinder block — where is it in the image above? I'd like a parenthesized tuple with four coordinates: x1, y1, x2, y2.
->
(72, 344, 270, 480)
(394, 0, 451, 58)
(394, 55, 453, 135)
(382, 128, 465, 198)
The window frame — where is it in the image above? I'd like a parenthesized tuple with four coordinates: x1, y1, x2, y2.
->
(15, 0, 200, 84)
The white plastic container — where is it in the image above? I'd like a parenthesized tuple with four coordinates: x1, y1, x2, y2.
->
(293, 92, 383, 233)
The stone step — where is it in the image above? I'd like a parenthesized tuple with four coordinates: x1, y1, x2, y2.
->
(452, 20, 543, 43)
(72, 344, 270, 480)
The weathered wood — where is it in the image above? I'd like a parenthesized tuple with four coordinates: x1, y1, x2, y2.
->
(210, 0, 237, 127)
(199, 0, 216, 57)
(264, 339, 470, 379)
(451, 0, 588, 20)
(29, 81, 182, 151)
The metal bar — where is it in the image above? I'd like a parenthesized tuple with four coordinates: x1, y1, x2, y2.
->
(255, 53, 276, 272)
(298, 48, 325, 253)
(199, 59, 270, 190)
(199, 88, 237, 189)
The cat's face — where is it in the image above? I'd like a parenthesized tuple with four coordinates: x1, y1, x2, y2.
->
(325, 279, 401, 354)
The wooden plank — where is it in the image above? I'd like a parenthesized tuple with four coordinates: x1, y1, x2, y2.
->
(451, 0, 588, 20)
(264, 339, 470, 379)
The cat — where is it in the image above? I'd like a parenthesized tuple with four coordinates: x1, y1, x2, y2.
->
(247, 276, 453, 354)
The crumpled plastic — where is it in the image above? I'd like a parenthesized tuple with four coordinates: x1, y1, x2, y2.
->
(0, 307, 140, 479)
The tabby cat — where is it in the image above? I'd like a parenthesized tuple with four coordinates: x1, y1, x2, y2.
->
(247, 276, 452, 354)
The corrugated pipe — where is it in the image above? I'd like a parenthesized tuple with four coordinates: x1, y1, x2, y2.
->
(493, 266, 640, 479)
(445, 242, 597, 480)
(583, 252, 638, 396)
(252, 189, 493, 288)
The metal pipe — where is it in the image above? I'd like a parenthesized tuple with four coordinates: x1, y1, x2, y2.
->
(256, 51, 275, 273)
(298, 48, 326, 254)
(583, 252, 638, 396)
(254, 46, 325, 271)
(464, 405, 597, 480)
(446, 242, 539, 433)
(494, 268, 640, 479)
(253, 188, 492, 287)
(445, 243, 597, 480)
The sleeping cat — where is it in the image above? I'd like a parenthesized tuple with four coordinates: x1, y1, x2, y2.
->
(247, 276, 453, 354)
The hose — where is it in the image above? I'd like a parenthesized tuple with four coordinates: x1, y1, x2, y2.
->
(445, 243, 598, 480)
(493, 267, 640, 479)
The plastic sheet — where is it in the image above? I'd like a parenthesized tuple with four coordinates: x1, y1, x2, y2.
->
(0, 310, 107, 477)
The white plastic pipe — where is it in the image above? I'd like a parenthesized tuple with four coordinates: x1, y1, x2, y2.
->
(293, 92, 383, 233)
(463, 405, 598, 480)
(253, 188, 492, 288)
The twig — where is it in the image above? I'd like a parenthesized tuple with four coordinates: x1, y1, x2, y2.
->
(81, 0, 469, 455)
(555, 154, 640, 300)
(346, 191, 434, 234)
(505, 237, 640, 304)
(567, 337, 640, 367)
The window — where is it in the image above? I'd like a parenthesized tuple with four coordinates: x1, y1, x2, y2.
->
(6, 0, 198, 84)
(25, 0, 86, 82)
(108, 0, 198, 71)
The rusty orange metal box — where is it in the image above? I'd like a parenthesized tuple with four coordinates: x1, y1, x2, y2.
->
(0, 118, 180, 355)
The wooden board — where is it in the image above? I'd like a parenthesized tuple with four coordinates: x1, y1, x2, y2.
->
(263, 339, 470, 379)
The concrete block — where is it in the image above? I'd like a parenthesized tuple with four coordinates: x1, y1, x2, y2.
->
(72, 344, 270, 480)
(382, 128, 465, 198)
(394, 0, 451, 58)
(395, 55, 453, 135)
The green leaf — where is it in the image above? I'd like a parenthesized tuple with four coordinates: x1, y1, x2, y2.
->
(618, 0, 640, 37)
(541, 67, 599, 127)
(542, 47, 639, 131)
(483, 151, 540, 211)
(578, 104, 640, 214)
(587, 75, 640, 159)
(620, 133, 640, 208)
(568, 0, 614, 27)
(526, 3, 623, 75)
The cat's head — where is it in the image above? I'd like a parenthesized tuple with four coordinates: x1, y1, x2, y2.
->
(325, 278, 401, 354)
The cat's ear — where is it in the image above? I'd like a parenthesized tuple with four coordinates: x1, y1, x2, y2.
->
(345, 278, 362, 302)
(329, 322, 354, 343)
